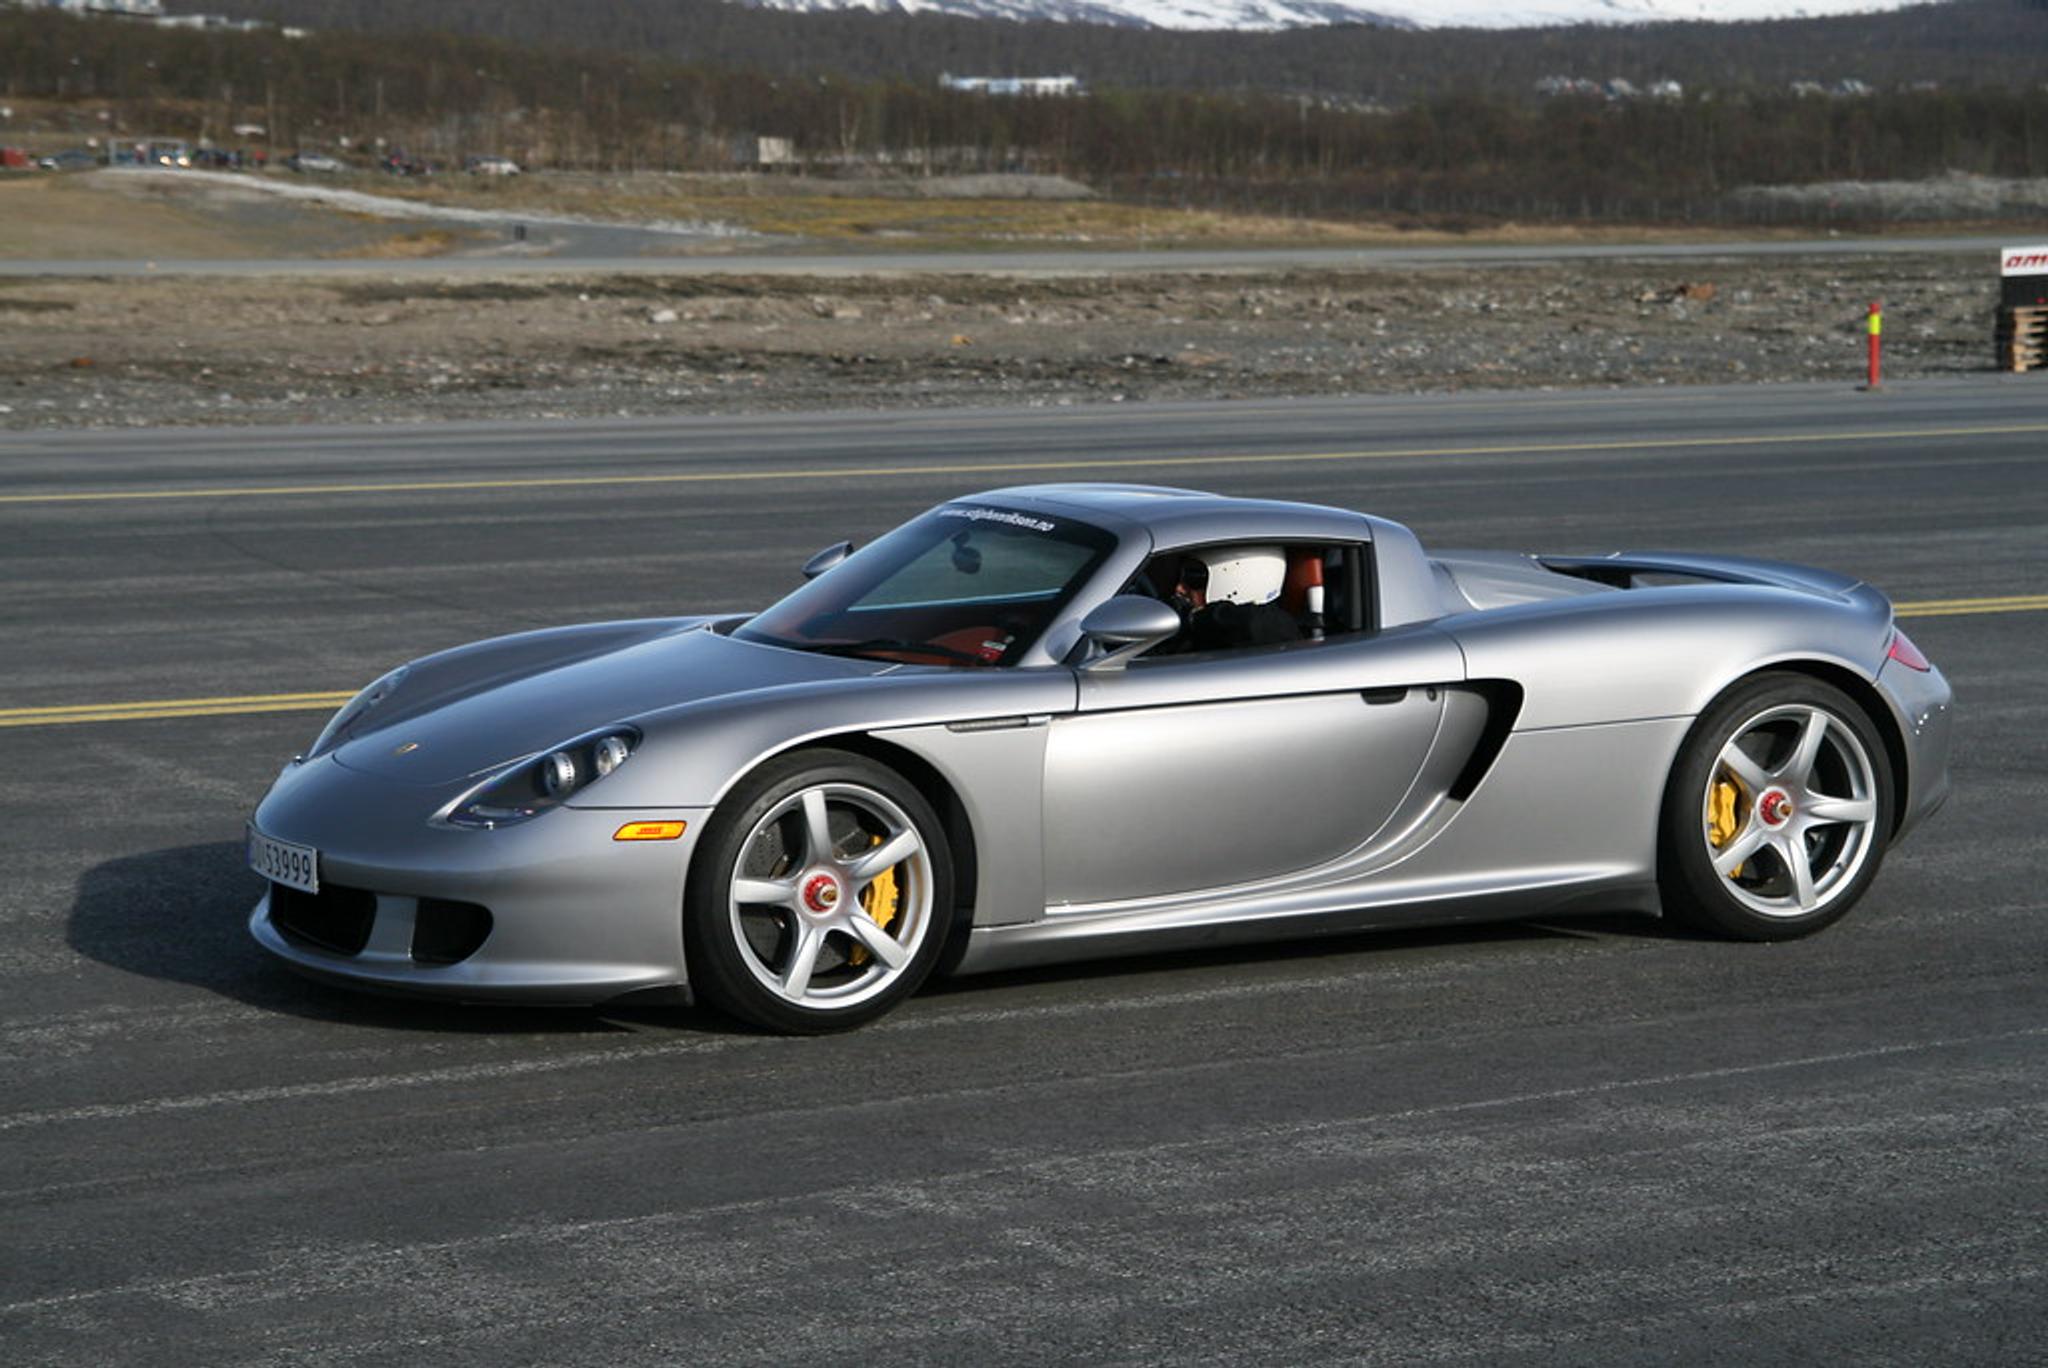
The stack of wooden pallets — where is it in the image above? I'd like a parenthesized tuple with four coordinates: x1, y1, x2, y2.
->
(1998, 306, 2048, 373)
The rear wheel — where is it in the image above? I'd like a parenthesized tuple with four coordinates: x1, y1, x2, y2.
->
(1659, 673, 1891, 940)
(685, 750, 953, 1033)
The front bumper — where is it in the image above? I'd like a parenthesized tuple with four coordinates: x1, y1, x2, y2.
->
(248, 755, 709, 1004)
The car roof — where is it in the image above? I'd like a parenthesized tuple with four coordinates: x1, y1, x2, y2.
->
(961, 482, 1442, 628)
(968, 482, 1378, 548)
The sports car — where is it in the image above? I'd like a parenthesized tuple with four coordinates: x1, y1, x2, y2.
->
(247, 483, 1953, 1032)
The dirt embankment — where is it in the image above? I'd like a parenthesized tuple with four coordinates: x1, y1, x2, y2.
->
(0, 256, 2010, 429)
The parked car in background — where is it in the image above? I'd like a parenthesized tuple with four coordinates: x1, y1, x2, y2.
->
(465, 155, 522, 176)
(36, 148, 101, 171)
(286, 151, 347, 173)
(111, 140, 192, 168)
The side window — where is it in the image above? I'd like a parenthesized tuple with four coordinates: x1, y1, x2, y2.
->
(1126, 542, 1372, 659)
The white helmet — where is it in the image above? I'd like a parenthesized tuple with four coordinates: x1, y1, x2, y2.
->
(1193, 545, 1287, 606)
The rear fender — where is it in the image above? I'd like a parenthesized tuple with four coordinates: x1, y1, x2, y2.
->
(1446, 583, 1891, 732)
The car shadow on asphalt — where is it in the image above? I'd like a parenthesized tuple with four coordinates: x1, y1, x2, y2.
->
(64, 841, 749, 1036)
(68, 841, 1714, 1036)
(923, 909, 1717, 1000)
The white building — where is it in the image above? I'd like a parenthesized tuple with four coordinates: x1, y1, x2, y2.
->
(17, 1, 168, 14)
(12, 1, 284, 30)
(940, 75, 1083, 98)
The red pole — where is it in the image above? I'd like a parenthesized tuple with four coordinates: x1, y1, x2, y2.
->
(1866, 300, 1883, 390)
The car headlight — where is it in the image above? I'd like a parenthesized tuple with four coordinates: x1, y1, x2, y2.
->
(306, 665, 411, 759)
(439, 727, 641, 830)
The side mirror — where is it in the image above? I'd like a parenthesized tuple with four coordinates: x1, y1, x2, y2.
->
(801, 540, 854, 580)
(1077, 595, 1182, 671)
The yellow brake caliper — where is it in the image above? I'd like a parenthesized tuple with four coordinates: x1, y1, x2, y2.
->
(848, 834, 900, 967)
(1707, 775, 1745, 879)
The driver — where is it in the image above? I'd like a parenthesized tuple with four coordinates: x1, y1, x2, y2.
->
(1170, 546, 1301, 651)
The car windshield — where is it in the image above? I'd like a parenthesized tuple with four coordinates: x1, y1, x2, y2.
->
(736, 505, 1118, 667)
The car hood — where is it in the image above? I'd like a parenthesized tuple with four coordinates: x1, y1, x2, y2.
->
(333, 626, 889, 785)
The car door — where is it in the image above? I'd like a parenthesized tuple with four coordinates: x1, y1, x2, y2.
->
(1039, 622, 1465, 908)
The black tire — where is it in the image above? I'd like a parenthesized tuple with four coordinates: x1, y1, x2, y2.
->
(684, 749, 955, 1034)
(1658, 672, 1893, 941)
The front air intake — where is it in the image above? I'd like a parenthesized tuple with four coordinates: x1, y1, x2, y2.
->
(269, 883, 376, 956)
(412, 898, 493, 966)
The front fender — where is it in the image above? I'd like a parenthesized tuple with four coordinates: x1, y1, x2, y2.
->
(568, 668, 1080, 810)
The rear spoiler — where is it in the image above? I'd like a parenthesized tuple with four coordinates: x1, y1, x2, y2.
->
(1540, 552, 1881, 607)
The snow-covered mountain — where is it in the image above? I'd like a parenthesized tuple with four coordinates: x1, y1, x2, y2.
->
(745, 0, 1938, 32)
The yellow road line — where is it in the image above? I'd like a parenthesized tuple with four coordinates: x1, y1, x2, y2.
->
(5, 592, 2041, 730)
(1896, 593, 2048, 617)
(0, 692, 352, 729)
(0, 690, 354, 719)
(4, 421, 2046, 506)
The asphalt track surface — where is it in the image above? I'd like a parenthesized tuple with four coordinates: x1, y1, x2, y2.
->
(0, 232, 2019, 278)
(3, 378, 2045, 1364)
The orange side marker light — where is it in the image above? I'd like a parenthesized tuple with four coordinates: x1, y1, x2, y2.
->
(613, 821, 687, 842)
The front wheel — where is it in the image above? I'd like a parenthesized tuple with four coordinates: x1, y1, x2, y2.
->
(684, 750, 954, 1033)
(1658, 673, 1892, 940)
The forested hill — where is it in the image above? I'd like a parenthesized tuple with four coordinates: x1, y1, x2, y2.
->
(11, 3, 2046, 228)
(179, 0, 2048, 101)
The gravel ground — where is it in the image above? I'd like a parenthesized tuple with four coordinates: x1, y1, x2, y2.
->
(0, 253, 2013, 429)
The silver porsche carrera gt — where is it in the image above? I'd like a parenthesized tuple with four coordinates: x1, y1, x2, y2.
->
(247, 484, 1952, 1032)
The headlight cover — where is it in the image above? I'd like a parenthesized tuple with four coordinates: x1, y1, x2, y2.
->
(438, 726, 642, 830)
(307, 666, 411, 760)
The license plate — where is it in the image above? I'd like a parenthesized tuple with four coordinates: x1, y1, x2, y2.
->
(248, 825, 320, 894)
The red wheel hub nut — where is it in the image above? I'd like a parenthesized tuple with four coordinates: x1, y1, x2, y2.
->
(803, 873, 841, 912)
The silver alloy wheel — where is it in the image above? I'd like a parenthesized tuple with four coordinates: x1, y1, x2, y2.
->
(726, 781, 934, 1009)
(1701, 702, 1881, 918)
